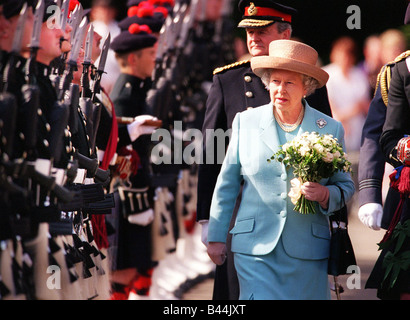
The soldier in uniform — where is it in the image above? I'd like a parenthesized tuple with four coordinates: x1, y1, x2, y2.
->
(357, 59, 409, 231)
(0, 0, 35, 300)
(377, 51, 410, 300)
(0, 0, 78, 300)
(107, 24, 160, 300)
(196, 0, 333, 300)
(358, 3, 410, 300)
(376, 36, 410, 299)
(1, 0, 114, 300)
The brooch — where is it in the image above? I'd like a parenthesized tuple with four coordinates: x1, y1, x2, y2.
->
(316, 118, 327, 129)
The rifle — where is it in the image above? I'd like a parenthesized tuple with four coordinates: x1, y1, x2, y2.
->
(80, 24, 93, 99)
(57, 16, 87, 101)
(47, 99, 70, 165)
(151, 1, 185, 84)
(67, 83, 80, 136)
(59, 0, 70, 39)
(87, 32, 111, 153)
(19, 0, 45, 161)
(91, 32, 110, 103)
(69, 31, 111, 186)
(74, 151, 110, 185)
(69, 2, 83, 47)
(145, 1, 185, 119)
(21, 0, 77, 202)
(0, 97, 25, 197)
(0, 1, 27, 156)
(0, 117, 75, 204)
(56, 0, 70, 75)
(79, 24, 97, 154)
(146, 0, 198, 121)
(78, 24, 95, 155)
(1, 3, 28, 93)
(214, 0, 236, 65)
(25, 0, 45, 86)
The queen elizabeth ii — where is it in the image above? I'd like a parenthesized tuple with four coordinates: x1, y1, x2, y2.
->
(206, 40, 355, 300)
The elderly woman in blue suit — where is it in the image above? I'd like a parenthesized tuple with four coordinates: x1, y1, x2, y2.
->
(207, 40, 355, 300)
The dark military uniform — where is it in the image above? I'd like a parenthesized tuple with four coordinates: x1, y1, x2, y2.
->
(107, 73, 155, 274)
(381, 56, 410, 162)
(373, 53, 410, 299)
(358, 55, 410, 298)
(0, 0, 117, 300)
(358, 59, 406, 230)
(111, 73, 152, 185)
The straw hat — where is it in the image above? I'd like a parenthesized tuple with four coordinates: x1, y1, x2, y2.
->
(251, 40, 329, 88)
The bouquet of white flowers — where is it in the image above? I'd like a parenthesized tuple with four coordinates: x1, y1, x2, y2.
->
(268, 132, 352, 214)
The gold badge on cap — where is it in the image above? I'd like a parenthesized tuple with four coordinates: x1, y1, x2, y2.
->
(248, 2, 258, 16)
(316, 118, 327, 129)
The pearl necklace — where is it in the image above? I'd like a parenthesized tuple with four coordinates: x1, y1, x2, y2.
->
(273, 106, 305, 132)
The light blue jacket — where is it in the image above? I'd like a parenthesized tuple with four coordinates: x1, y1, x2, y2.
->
(208, 102, 355, 260)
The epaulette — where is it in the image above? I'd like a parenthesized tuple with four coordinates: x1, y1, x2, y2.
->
(213, 59, 250, 75)
(375, 50, 410, 106)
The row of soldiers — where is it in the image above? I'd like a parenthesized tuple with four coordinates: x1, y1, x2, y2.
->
(0, 0, 235, 300)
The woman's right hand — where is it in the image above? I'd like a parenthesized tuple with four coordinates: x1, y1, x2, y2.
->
(207, 242, 227, 265)
(301, 182, 329, 209)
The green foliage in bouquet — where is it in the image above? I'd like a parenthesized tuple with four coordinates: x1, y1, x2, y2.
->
(268, 132, 352, 214)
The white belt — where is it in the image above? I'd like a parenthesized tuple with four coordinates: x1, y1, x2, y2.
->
(332, 221, 347, 229)
(73, 168, 86, 184)
(51, 168, 67, 186)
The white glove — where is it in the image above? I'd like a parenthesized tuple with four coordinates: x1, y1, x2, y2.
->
(127, 208, 154, 226)
(199, 220, 209, 246)
(358, 203, 382, 230)
(127, 115, 159, 142)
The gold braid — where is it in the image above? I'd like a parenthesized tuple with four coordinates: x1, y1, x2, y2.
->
(377, 50, 410, 106)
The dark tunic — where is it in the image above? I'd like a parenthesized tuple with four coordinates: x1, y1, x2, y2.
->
(377, 55, 410, 298)
(108, 73, 155, 271)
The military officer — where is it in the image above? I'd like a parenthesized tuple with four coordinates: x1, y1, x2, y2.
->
(377, 50, 410, 300)
(358, 3, 410, 300)
(358, 57, 410, 231)
(196, 0, 333, 300)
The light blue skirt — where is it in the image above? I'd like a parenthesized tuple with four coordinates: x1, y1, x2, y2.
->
(234, 237, 331, 300)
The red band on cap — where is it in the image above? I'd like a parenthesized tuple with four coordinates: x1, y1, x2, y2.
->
(244, 6, 292, 23)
